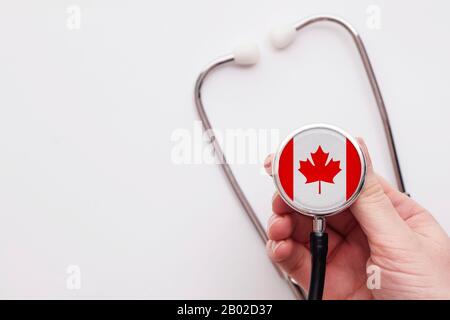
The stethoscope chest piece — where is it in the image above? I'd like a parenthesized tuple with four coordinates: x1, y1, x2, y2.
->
(273, 124, 367, 217)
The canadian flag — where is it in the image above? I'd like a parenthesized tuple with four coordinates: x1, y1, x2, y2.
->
(277, 130, 362, 210)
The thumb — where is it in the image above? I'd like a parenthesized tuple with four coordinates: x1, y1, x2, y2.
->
(351, 138, 410, 241)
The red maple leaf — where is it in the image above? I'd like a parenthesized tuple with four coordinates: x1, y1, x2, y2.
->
(298, 146, 341, 194)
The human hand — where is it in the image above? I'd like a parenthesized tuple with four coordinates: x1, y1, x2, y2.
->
(265, 139, 450, 299)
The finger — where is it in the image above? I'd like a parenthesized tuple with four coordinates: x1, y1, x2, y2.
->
(351, 138, 410, 238)
(269, 208, 347, 262)
(264, 154, 274, 176)
(273, 191, 358, 240)
(266, 239, 311, 288)
(376, 174, 410, 208)
(267, 213, 294, 241)
(290, 213, 312, 243)
(272, 192, 295, 215)
(288, 213, 348, 261)
(269, 195, 312, 243)
(376, 174, 430, 223)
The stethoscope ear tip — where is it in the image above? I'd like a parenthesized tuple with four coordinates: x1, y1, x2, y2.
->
(269, 24, 297, 49)
(232, 43, 260, 66)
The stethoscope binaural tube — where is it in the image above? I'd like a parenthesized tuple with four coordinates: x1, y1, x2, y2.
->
(194, 15, 408, 300)
(194, 45, 307, 299)
(270, 15, 407, 194)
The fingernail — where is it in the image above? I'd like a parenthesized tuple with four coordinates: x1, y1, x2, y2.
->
(271, 240, 284, 253)
(267, 215, 277, 229)
(272, 192, 279, 202)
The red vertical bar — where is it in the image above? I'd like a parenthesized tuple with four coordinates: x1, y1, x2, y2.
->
(279, 139, 294, 200)
(346, 138, 361, 200)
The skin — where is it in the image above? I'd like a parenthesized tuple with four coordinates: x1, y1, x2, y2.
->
(265, 139, 450, 300)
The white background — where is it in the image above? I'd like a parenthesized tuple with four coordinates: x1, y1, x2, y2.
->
(0, 0, 449, 299)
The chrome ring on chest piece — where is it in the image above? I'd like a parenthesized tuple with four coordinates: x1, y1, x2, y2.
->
(273, 124, 367, 218)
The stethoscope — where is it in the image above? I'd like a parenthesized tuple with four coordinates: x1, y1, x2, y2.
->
(194, 15, 408, 300)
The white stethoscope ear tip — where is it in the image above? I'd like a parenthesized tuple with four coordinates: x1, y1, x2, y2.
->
(232, 43, 260, 66)
(269, 25, 297, 49)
